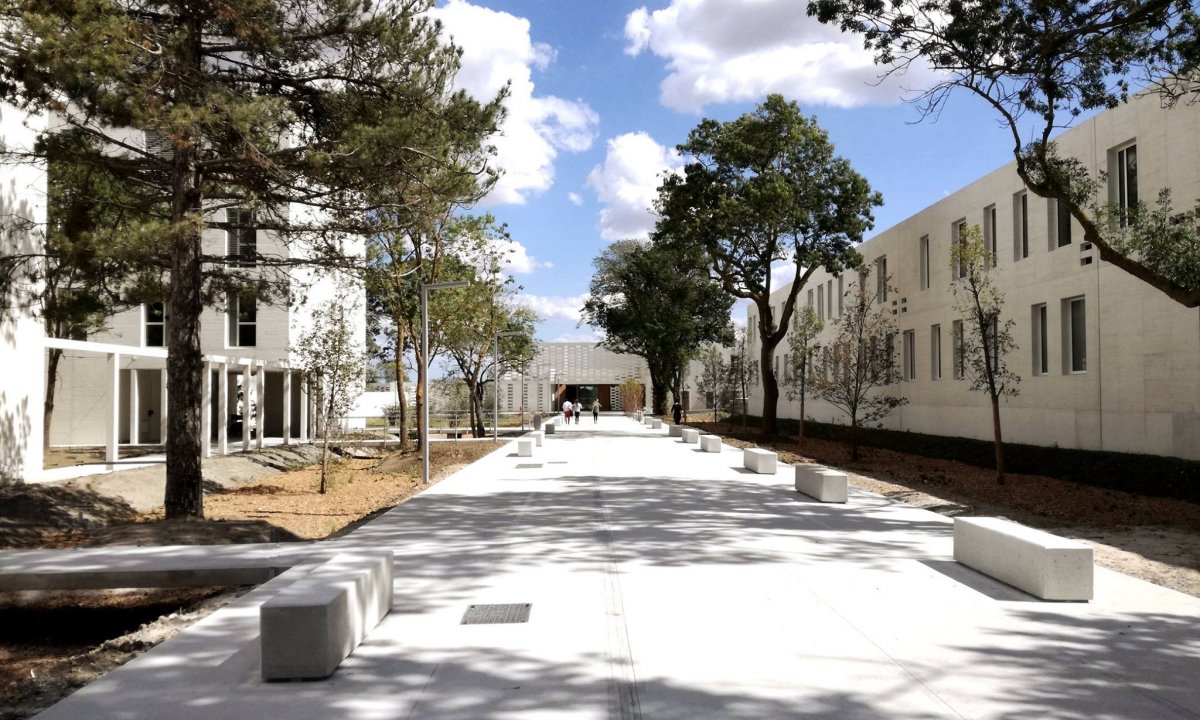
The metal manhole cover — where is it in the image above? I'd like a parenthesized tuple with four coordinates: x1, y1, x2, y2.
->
(516, 463, 543, 469)
(461, 603, 531, 625)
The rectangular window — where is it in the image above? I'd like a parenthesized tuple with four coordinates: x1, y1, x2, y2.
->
(1031, 303, 1048, 376)
(1115, 143, 1138, 227)
(229, 292, 257, 347)
(145, 302, 166, 347)
(826, 280, 834, 319)
(1054, 199, 1072, 247)
(807, 289, 814, 307)
(782, 353, 790, 382)
(930, 324, 942, 381)
(919, 235, 930, 290)
(984, 205, 997, 267)
(837, 275, 844, 316)
(1063, 296, 1086, 373)
(952, 320, 965, 380)
(875, 256, 888, 301)
(774, 354, 780, 381)
(902, 329, 916, 381)
(953, 219, 968, 279)
(1013, 192, 1029, 261)
(227, 208, 257, 266)
(816, 287, 824, 319)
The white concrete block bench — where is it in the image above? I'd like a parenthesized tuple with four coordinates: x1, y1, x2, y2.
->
(669, 424, 683, 437)
(793, 465, 848, 503)
(530, 431, 544, 447)
(699, 435, 722, 453)
(545, 422, 556, 435)
(681, 428, 700, 444)
(517, 438, 534, 457)
(644, 417, 654, 427)
(260, 551, 394, 680)
(743, 448, 777, 474)
(953, 518, 1093, 601)
(651, 419, 663, 430)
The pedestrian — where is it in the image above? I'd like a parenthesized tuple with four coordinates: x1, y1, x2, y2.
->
(562, 398, 572, 425)
(591, 399, 600, 423)
(672, 398, 682, 425)
(573, 400, 582, 424)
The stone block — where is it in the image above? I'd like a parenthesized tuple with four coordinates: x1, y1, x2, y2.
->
(954, 517, 1093, 601)
(743, 448, 777, 474)
(517, 438, 533, 457)
(544, 423, 556, 435)
(651, 419, 663, 430)
(644, 417, 654, 427)
(669, 424, 683, 437)
(261, 551, 394, 680)
(793, 465, 848, 503)
(531, 431, 544, 447)
(681, 428, 700, 444)
(699, 435, 722, 453)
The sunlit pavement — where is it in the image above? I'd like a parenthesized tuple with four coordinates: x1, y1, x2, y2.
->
(29, 415, 1200, 719)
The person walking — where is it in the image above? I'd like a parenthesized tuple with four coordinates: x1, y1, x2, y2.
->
(573, 400, 582, 424)
(672, 398, 682, 425)
(591, 399, 600, 424)
(562, 398, 572, 425)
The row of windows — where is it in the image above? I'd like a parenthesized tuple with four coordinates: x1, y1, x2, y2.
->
(143, 293, 257, 348)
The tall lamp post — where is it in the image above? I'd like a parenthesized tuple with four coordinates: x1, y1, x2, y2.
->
(493, 330, 523, 442)
(422, 280, 470, 486)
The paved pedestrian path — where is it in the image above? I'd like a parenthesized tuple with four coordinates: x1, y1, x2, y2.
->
(23, 416, 1200, 719)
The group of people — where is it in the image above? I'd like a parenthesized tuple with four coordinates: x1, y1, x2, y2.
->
(561, 398, 601, 424)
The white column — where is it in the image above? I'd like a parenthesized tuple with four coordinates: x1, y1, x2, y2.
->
(201, 362, 212, 458)
(282, 370, 292, 446)
(241, 361, 251, 452)
(159, 368, 168, 446)
(105, 353, 120, 466)
(127, 367, 140, 446)
(299, 376, 309, 442)
(255, 362, 265, 451)
(217, 362, 229, 455)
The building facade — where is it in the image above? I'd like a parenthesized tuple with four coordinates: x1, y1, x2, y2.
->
(749, 92, 1200, 461)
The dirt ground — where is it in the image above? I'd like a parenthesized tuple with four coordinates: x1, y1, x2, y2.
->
(0, 440, 499, 720)
(698, 423, 1200, 599)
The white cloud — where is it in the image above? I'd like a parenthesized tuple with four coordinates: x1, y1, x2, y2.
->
(771, 261, 796, 289)
(586, 132, 683, 241)
(434, 1, 599, 204)
(624, 0, 934, 112)
(503, 239, 553, 274)
(550, 330, 605, 343)
(567, 191, 584, 206)
(516, 293, 590, 323)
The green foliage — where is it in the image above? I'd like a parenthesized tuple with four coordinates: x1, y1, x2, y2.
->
(950, 226, 1020, 400)
(784, 305, 824, 401)
(1094, 188, 1200, 292)
(582, 239, 734, 415)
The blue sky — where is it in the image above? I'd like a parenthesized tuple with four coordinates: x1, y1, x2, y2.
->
(429, 0, 1024, 341)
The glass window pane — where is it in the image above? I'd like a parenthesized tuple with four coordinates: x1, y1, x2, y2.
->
(1071, 299, 1086, 372)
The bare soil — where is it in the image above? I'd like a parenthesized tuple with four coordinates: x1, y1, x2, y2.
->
(0, 440, 498, 720)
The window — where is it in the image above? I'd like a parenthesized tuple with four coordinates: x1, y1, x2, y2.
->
(229, 292, 257, 347)
(902, 330, 916, 381)
(1063, 296, 1086, 373)
(748, 316, 755, 345)
(1053, 199, 1072, 247)
(774, 354, 780, 380)
(1031, 303, 1048, 376)
(919, 235, 930, 290)
(952, 320, 965, 379)
(837, 275, 843, 316)
(817, 287, 825, 319)
(1114, 142, 1138, 227)
(807, 289, 814, 307)
(145, 302, 166, 347)
(226, 208, 257, 266)
(1013, 192, 1029, 260)
(826, 280, 834, 319)
(930, 324, 942, 380)
(875, 256, 888, 301)
(884, 333, 897, 384)
(953, 219, 968, 279)
(983, 205, 997, 267)
(782, 353, 790, 382)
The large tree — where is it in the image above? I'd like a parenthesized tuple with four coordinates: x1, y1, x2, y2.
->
(0, 0, 499, 517)
(808, 0, 1200, 307)
(655, 94, 881, 435)
(582, 239, 734, 415)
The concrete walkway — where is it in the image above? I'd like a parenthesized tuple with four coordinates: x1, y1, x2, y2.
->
(20, 416, 1200, 719)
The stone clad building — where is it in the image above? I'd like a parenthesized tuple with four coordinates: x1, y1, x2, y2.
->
(751, 92, 1199, 461)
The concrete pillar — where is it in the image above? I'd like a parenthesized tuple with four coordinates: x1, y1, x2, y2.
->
(282, 371, 292, 446)
(105, 353, 120, 466)
(217, 362, 229, 455)
(241, 361, 251, 453)
(299, 377, 309, 442)
(159, 368, 168, 446)
(201, 362, 212, 458)
(255, 362, 265, 451)
(128, 366, 140, 446)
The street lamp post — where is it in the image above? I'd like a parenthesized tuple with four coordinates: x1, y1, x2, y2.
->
(493, 330, 523, 442)
(422, 280, 470, 486)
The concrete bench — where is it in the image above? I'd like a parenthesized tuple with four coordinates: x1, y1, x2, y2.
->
(699, 435, 722, 453)
(544, 422, 556, 435)
(530, 431, 544, 447)
(953, 518, 1093, 601)
(669, 424, 683, 437)
(793, 465, 848, 503)
(261, 551, 394, 680)
(743, 448, 777, 474)
(644, 417, 654, 427)
(681, 428, 700, 444)
(651, 419, 663, 430)
(517, 438, 534, 457)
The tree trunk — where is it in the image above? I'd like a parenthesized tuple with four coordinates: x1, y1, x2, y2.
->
(394, 322, 408, 451)
(415, 346, 425, 450)
(43, 348, 62, 449)
(759, 342, 779, 436)
(991, 394, 1006, 485)
(319, 393, 333, 495)
(849, 410, 860, 461)
(798, 375, 806, 448)
(650, 372, 668, 416)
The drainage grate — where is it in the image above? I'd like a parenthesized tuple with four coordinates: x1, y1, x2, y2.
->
(461, 603, 532, 625)
(516, 463, 543, 469)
